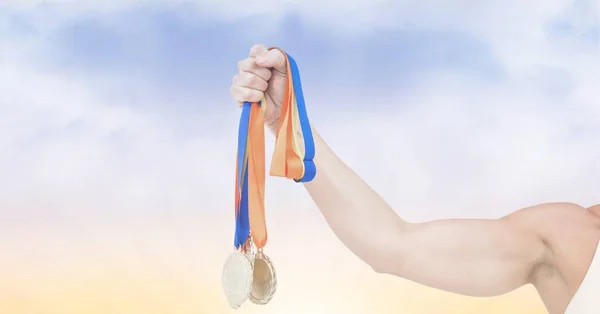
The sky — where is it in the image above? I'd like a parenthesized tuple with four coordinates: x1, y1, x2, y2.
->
(0, 0, 598, 313)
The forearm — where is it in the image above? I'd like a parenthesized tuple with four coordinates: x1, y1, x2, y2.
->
(301, 127, 407, 269)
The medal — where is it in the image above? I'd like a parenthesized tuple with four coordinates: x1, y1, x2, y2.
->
(223, 48, 316, 308)
(249, 248, 277, 305)
(222, 100, 254, 309)
(243, 91, 277, 305)
(222, 248, 253, 309)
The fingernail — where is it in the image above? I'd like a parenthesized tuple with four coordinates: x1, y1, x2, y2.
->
(256, 56, 266, 64)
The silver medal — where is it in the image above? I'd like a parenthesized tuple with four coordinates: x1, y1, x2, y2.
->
(222, 248, 253, 309)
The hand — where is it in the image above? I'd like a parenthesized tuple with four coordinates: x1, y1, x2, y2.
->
(230, 44, 287, 131)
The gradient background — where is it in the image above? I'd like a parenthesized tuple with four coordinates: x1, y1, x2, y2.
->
(1, 1, 599, 313)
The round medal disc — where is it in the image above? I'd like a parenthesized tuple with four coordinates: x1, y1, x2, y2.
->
(222, 250, 254, 309)
(249, 250, 277, 305)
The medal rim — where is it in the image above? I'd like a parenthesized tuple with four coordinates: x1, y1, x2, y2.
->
(249, 250, 277, 305)
(222, 249, 254, 309)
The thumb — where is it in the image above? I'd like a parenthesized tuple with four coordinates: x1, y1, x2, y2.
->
(255, 48, 287, 74)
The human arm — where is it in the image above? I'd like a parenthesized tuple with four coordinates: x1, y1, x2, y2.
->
(302, 129, 550, 297)
(230, 44, 551, 297)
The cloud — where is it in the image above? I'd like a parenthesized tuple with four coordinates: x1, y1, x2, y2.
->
(0, 0, 598, 227)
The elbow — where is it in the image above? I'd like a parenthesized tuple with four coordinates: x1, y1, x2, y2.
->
(335, 218, 410, 275)
(363, 248, 405, 276)
(367, 256, 400, 275)
(361, 248, 389, 273)
(364, 225, 411, 275)
(369, 261, 389, 274)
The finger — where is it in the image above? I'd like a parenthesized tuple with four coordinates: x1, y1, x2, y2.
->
(230, 85, 264, 103)
(233, 72, 268, 91)
(237, 58, 272, 81)
(249, 44, 268, 58)
(255, 48, 287, 74)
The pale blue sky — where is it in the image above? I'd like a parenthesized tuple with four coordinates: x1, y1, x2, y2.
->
(0, 1, 598, 223)
(2, 1, 596, 116)
(4, 3, 506, 113)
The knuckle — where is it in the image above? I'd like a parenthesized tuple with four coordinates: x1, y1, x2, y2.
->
(262, 69, 272, 80)
(250, 44, 263, 54)
(242, 89, 254, 99)
(254, 92, 264, 101)
(237, 59, 249, 71)
(256, 78, 268, 90)
(239, 73, 251, 86)
(247, 74, 258, 85)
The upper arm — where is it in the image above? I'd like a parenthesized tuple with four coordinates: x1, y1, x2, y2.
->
(372, 214, 549, 297)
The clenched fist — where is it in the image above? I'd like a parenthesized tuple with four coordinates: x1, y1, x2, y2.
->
(230, 44, 288, 131)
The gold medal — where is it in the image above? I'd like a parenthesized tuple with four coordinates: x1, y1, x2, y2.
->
(249, 249, 277, 305)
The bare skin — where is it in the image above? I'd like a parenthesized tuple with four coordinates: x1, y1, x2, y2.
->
(230, 44, 600, 314)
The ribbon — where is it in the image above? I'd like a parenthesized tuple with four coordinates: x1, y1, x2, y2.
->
(234, 102, 252, 249)
(234, 48, 316, 251)
(269, 49, 316, 183)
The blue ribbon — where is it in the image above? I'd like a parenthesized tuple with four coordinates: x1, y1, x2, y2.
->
(287, 53, 316, 183)
(234, 102, 252, 248)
